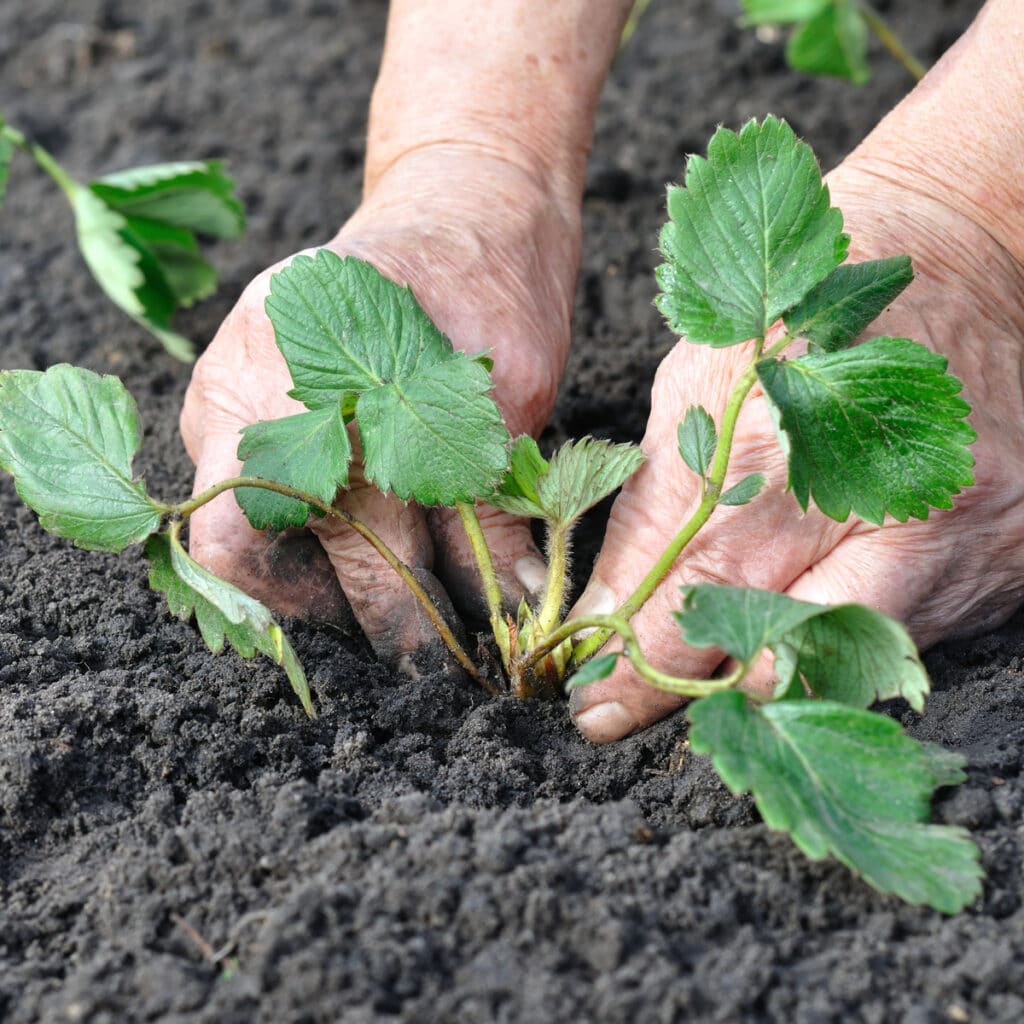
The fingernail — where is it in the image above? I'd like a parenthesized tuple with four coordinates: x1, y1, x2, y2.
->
(572, 701, 639, 744)
(514, 555, 548, 599)
(569, 579, 617, 637)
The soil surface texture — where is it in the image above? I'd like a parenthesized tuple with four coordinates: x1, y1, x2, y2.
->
(2, 1, 1020, 1022)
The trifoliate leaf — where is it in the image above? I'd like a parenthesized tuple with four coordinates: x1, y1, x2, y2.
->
(779, 602, 929, 711)
(71, 185, 195, 361)
(565, 653, 620, 691)
(236, 403, 351, 530)
(718, 473, 765, 507)
(677, 405, 717, 478)
(489, 435, 549, 518)
(656, 117, 848, 347)
(677, 584, 931, 710)
(0, 129, 13, 211)
(0, 365, 162, 551)
(676, 585, 824, 665)
(688, 692, 983, 913)
(784, 257, 913, 351)
(757, 336, 975, 524)
(146, 533, 314, 718)
(265, 251, 510, 506)
(787, 0, 870, 85)
(740, 0, 829, 24)
(89, 161, 245, 239)
(68, 163, 245, 359)
(490, 437, 643, 527)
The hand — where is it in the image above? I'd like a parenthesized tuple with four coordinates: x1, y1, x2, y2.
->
(180, 146, 580, 670)
(569, 164, 1024, 742)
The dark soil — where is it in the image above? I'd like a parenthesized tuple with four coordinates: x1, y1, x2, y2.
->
(3, 1, 1021, 1022)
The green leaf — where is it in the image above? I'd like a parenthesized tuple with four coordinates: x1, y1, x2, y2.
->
(236, 403, 351, 530)
(677, 405, 717, 478)
(740, 0, 829, 24)
(489, 435, 549, 518)
(688, 692, 983, 913)
(787, 0, 870, 84)
(780, 603, 930, 711)
(677, 584, 931, 711)
(71, 185, 196, 361)
(355, 358, 508, 506)
(565, 653, 621, 691)
(125, 216, 217, 307)
(757, 336, 976, 524)
(146, 533, 315, 718)
(534, 437, 644, 527)
(656, 116, 848, 347)
(718, 472, 765, 507)
(89, 161, 245, 239)
(676, 585, 824, 664)
(489, 437, 643, 527)
(266, 251, 453, 406)
(264, 251, 510, 506)
(784, 257, 914, 351)
(0, 365, 162, 551)
(0, 129, 13, 212)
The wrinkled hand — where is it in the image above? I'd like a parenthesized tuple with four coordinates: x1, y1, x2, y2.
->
(181, 147, 579, 671)
(570, 165, 1024, 742)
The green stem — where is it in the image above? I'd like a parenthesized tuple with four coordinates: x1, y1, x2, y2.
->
(571, 355, 763, 665)
(521, 613, 744, 698)
(619, 0, 654, 53)
(858, 2, 927, 82)
(455, 501, 511, 667)
(1, 121, 78, 200)
(173, 477, 493, 693)
(536, 524, 569, 638)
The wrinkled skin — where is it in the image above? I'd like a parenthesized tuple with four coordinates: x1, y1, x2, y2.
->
(183, 5, 1024, 735)
(181, 147, 578, 671)
(569, 166, 1024, 740)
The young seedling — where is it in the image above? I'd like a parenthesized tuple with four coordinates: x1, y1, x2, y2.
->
(0, 117, 983, 913)
(0, 116, 245, 360)
(740, 0, 927, 83)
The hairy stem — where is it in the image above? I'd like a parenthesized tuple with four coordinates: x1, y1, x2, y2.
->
(172, 476, 493, 693)
(536, 523, 569, 638)
(571, 353, 763, 665)
(522, 613, 745, 697)
(1, 122, 78, 200)
(858, 1, 927, 82)
(456, 502, 504, 624)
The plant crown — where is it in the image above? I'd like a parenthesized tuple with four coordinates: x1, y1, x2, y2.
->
(0, 116, 982, 913)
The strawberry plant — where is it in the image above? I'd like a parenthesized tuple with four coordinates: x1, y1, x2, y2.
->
(0, 116, 245, 360)
(0, 117, 983, 912)
(740, 0, 926, 83)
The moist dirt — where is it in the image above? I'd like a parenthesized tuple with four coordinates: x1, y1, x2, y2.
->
(3, 1, 1021, 1022)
